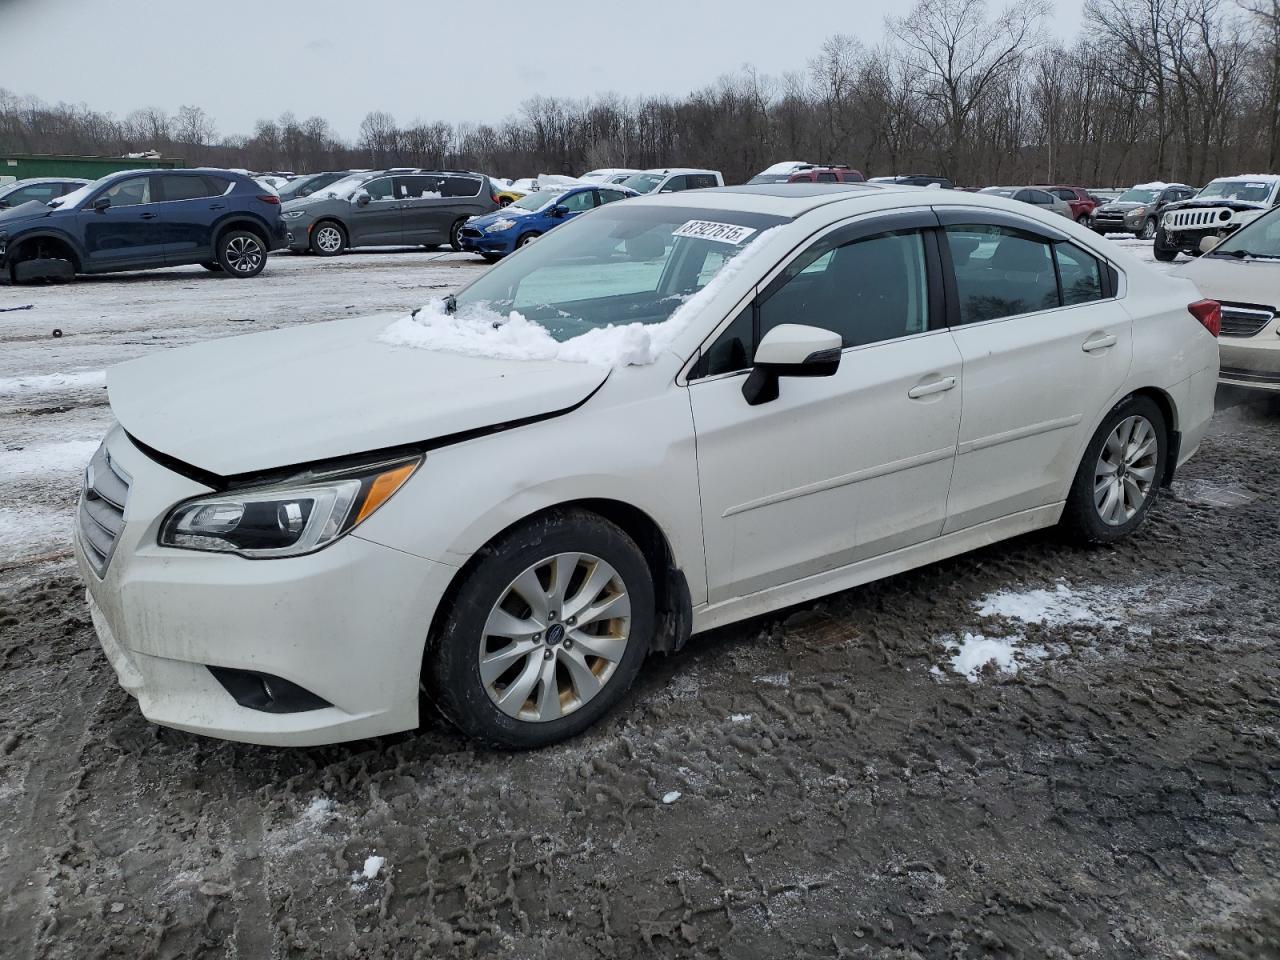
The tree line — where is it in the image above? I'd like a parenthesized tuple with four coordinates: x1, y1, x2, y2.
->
(2, 0, 1278, 188)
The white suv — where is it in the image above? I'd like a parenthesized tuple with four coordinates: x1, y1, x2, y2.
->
(77, 185, 1219, 748)
(620, 168, 724, 194)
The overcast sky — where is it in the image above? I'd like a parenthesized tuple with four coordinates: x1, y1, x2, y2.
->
(0, 0, 1086, 141)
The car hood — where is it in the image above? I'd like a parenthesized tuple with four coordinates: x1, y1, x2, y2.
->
(1097, 201, 1146, 213)
(107, 313, 610, 477)
(1175, 254, 1280, 304)
(1165, 197, 1270, 212)
(0, 200, 60, 225)
(280, 195, 348, 217)
(470, 207, 538, 229)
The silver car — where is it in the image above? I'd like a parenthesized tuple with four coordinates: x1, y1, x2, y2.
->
(280, 170, 498, 254)
(979, 186, 1074, 219)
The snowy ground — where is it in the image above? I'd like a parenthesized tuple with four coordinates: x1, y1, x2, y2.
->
(3, 239, 1279, 958)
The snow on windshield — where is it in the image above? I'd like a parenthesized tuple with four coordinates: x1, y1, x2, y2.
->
(380, 227, 778, 368)
(1197, 179, 1278, 203)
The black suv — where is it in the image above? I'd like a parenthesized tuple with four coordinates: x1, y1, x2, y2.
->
(0, 168, 287, 284)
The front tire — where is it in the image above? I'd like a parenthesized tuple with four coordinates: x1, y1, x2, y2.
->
(215, 230, 267, 278)
(1153, 227, 1179, 262)
(310, 221, 347, 257)
(426, 509, 654, 749)
(1139, 217, 1157, 241)
(1061, 395, 1167, 544)
(516, 231, 540, 249)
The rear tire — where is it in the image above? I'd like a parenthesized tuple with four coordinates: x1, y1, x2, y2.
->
(448, 218, 467, 252)
(310, 221, 346, 257)
(1061, 395, 1167, 545)
(215, 230, 267, 278)
(426, 509, 654, 749)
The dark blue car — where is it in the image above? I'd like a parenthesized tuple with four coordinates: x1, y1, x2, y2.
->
(0, 168, 287, 284)
(458, 183, 636, 261)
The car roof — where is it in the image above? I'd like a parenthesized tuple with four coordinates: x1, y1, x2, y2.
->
(3, 176, 89, 186)
(623, 181, 1077, 223)
(640, 168, 720, 176)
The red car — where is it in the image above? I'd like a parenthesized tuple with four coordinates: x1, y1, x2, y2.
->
(1040, 186, 1099, 225)
(788, 165, 866, 184)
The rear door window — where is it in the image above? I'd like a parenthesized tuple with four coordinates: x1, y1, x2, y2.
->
(661, 175, 688, 192)
(687, 174, 718, 189)
(396, 175, 442, 199)
(1055, 243, 1104, 306)
(816, 172, 838, 183)
(159, 175, 217, 201)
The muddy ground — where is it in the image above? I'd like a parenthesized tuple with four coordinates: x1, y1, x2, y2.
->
(0, 391, 1275, 959)
(1, 248, 1278, 959)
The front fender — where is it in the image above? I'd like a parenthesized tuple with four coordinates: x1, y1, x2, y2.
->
(1, 225, 87, 269)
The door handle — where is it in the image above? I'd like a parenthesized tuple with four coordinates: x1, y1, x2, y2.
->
(1082, 334, 1117, 353)
(908, 376, 957, 399)
(209, 203, 225, 210)
(139, 212, 157, 220)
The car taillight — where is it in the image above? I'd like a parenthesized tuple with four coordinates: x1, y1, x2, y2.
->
(257, 194, 280, 205)
(491, 193, 500, 204)
(1188, 299, 1221, 337)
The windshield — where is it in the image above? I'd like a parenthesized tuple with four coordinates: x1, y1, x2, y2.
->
(621, 173, 664, 194)
(277, 174, 323, 201)
(1116, 189, 1159, 203)
(47, 176, 111, 209)
(319, 174, 372, 200)
(510, 190, 563, 212)
(443, 205, 783, 344)
(1211, 205, 1280, 259)
(1197, 180, 1275, 203)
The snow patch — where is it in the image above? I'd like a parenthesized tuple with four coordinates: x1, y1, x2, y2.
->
(754, 673, 791, 688)
(977, 582, 1117, 628)
(359, 855, 385, 880)
(0, 439, 98, 480)
(0, 369, 105, 395)
(729, 713, 752, 723)
(661, 791, 682, 804)
(0, 505, 73, 563)
(943, 632, 1047, 682)
(381, 227, 775, 368)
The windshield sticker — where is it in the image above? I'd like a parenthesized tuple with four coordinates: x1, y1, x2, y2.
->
(1247, 182, 1266, 188)
(673, 220, 758, 245)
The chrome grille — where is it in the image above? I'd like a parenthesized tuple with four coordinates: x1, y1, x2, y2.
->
(78, 441, 131, 576)
(1219, 302, 1276, 338)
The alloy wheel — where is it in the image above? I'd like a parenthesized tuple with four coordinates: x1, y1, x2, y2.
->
(479, 552, 631, 722)
(1094, 415, 1158, 525)
(225, 236, 263, 273)
(315, 225, 343, 254)
(1140, 218, 1156, 240)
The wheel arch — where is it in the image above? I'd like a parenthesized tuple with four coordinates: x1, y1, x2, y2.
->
(425, 498, 693, 665)
(1128, 386, 1179, 485)
(212, 215, 271, 251)
(7, 230, 84, 271)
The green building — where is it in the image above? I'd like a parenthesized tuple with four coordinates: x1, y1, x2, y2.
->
(0, 153, 185, 184)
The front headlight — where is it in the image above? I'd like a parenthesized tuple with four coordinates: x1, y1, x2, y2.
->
(159, 456, 420, 558)
(1130, 206, 1147, 217)
(485, 218, 517, 234)
(281, 210, 307, 220)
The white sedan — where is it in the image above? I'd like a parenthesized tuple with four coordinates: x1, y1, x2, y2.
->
(76, 184, 1220, 747)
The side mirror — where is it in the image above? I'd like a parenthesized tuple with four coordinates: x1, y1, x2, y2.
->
(550, 204, 569, 218)
(355, 191, 371, 207)
(742, 324, 842, 406)
(92, 196, 111, 212)
(1199, 235, 1221, 254)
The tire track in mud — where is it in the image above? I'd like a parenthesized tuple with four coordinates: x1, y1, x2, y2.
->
(0, 402, 1277, 958)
